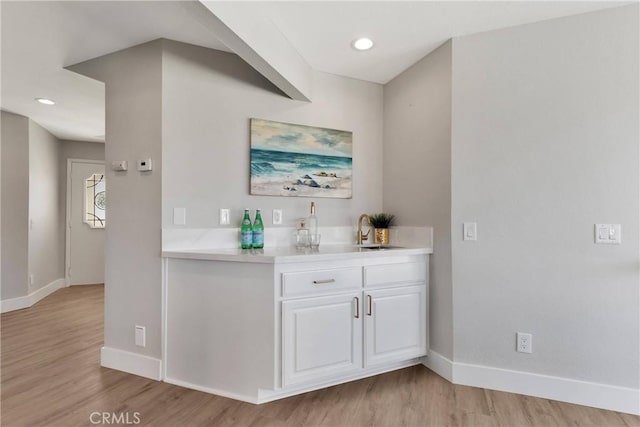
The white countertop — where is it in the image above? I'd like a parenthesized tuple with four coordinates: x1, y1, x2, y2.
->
(162, 244, 433, 264)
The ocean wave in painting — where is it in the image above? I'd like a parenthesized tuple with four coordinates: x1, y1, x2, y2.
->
(250, 148, 353, 198)
(250, 161, 278, 175)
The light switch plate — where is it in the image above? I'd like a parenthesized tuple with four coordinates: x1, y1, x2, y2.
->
(220, 208, 230, 225)
(595, 224, 621, 244)
(463, 222, 477, 241)
(173, 208, 186, 226)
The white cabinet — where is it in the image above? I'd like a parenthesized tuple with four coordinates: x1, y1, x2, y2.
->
(281, 258, 428, 387)
(164, 252, 430, 404)
(364, 285, 427, 368)
(282, 292, 362, 386)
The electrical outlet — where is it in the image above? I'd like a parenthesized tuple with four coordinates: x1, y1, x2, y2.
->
(135, 325, 146, 347)
(273, 209, 283, 225)
(516, 332, 532, 353)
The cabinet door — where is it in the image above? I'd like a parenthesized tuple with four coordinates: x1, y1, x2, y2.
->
(283, 293, 362, 387)
(365, 285, 427, 368)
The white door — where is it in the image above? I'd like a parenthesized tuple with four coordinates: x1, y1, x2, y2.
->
(68, 161, 105, 285)
(364, 285, 427, 368)
(282, 293, 363, 386)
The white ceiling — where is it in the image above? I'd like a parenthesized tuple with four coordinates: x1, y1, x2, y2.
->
(1, 1, 229, 142)
(264, 1, 630, 84)
(0, 1, 629, 142)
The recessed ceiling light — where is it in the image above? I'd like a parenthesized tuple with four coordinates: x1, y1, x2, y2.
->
(352, 38, 374, 51)
(35, 98, 56, 105)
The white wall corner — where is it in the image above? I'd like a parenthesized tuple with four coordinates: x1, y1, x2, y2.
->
(1, 277, 65, 313)
(423, 349, 453, 382)
(196, 1, 312, 101)
(100, 346, 162, 381)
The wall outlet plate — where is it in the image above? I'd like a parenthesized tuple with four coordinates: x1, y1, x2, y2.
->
(516, 332, 532, 353)
(273, 209, 283, 225)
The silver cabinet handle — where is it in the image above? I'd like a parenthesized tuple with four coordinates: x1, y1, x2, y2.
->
(313, 279, 336, 285)
(367, 295, 372, 316)
(354, 297, 359, 318)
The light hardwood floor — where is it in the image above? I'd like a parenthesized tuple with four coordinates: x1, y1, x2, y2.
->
(1, 285, 638, 427)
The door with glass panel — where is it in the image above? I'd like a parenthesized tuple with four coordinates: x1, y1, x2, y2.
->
(67, 160, 105, 286)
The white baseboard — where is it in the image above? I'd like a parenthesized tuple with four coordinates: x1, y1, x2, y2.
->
(30, 278, 67, 303)
(1, 278, 66, 313)
(424, 350, 639, 416)
(1, 294, 31, 313)
(100, 346, 162, 381)
(423, 350, 453, 382)
(164, 377, 258, 404)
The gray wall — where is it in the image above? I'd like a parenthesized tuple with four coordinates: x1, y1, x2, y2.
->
(162, 40, 383, 228)
(28, 120, 64, 291)
(0, 115, 103, 302)
(70, 41, 163, 358)
(0, 114, 87, 300)
(383, 41, 453, 359)
(59, 139, 105, 163)
(451, 5, 639, 388)
(1, 111, 29, 299)
(70, 38, 383, 359)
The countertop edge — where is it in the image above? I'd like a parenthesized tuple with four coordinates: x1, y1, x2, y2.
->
(162, 246, 433, 264)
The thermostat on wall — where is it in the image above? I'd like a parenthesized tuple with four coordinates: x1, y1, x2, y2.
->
(137, 158, 153, 172)
(111, 160, 128, 171)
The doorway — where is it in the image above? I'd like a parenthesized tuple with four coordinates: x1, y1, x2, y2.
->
(65, 159, 105, 286)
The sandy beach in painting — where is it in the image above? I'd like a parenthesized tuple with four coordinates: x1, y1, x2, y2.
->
(251, 177, 352, 198)
(250, 119, 353, 199)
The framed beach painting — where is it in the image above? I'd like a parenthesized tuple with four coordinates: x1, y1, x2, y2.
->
(250, 118, 353, 199)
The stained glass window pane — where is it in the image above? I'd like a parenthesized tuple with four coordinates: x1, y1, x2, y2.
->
(84, 173, 106, 229)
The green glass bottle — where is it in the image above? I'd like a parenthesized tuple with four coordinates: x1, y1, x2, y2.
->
(252, 208, 264, 249)
(241, 209, 253, 249)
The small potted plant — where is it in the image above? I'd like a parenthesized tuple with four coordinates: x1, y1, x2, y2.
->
(369, 213, 396, 245)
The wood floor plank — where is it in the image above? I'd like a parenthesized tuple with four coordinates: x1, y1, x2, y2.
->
(1, 285, 638, 427)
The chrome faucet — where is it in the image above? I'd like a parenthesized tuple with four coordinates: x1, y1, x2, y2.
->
(357, 214, 372, 245)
